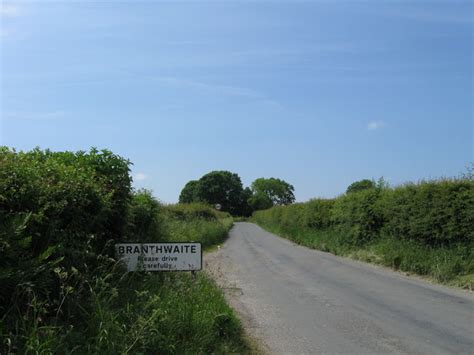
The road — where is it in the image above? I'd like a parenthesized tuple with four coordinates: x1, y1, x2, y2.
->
(206, 222, 474, 355)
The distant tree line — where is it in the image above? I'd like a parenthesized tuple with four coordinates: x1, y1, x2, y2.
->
(179, 171, 295, 216)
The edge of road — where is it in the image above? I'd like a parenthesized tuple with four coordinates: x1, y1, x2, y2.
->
(247, 221, 474, 295)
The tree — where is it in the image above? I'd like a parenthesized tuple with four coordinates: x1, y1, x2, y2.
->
(248, 191, 273, 211)
(239, 187, 254, 217)
(251, 177, 295, 206)
(346, 179, 375, 194)
(179, 180, 199, 203)
(194, 171, 245, 215)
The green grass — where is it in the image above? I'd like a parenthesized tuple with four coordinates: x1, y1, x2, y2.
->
(1, 148, 253, 353)
(165, 216, 234, 250)
(1, 205, 255, 354)
(5, 271, 249, 354)
(82, 272, 249, 354)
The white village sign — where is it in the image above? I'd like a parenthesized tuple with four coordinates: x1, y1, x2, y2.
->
(116, 243, 202, 271)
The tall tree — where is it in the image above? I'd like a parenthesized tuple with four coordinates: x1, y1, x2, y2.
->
(195, 171, 245, 215)
(251, 177, 295, 206)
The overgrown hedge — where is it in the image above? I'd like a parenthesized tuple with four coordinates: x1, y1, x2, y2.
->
(0, 147, 247, 353)
(252, 178, 474, 286)
(1, 148, 133, 333)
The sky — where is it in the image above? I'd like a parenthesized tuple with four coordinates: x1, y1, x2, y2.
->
(1, 0, 473, 203)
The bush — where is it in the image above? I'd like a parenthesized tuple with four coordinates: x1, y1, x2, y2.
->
(1, 147, 248, 353)
(252, 177, 473, 286)
(379, 179, 474, 245)
(331, 188, 384, 245)
(126, 189, 165, 243)
(165, 202, 228, 221)
(346, 179, 375, 194)
(0, 147, 133, 352)
(164, 203, 233, 248)
(0, 147, 132, 253)
(301, 199, 335, 229)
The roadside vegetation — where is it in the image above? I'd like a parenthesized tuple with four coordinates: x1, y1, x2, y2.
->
(179, 171, 295, 217)
(252, 177, 474, 289)
(0, 147, 250, 354)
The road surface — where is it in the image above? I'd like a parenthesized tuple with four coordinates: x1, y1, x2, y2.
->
(206, 222, 474, 354)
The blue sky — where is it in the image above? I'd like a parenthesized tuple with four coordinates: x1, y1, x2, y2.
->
(1, 0, 472, 203)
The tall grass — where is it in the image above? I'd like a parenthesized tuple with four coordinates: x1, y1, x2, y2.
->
(2, 203, 248, 354)
(165, 203, 233, 248)
(1, 148, 250, 354)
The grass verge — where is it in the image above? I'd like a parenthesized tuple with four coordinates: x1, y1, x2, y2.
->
(2, 204, 255, 354)
(254, 222, 473, 290)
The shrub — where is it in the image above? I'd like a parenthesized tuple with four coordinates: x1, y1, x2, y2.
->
(346, 179, 375, 194)
(301, 199, 335, 229)
(379, 179, 474, 245)
(126, 189, 165, 243)
(0, 147, 132, 352)
(1, 148, 247, 354)
(331, 188, 384, 245)
(252, 177, 473, 286)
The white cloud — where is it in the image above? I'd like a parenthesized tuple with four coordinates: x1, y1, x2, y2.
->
(156, 77, 264, 99)
(155, 76, 283, 109)
(0, 4, 20, 17)
(367, 121, 386, 131)
(133, 173, 148, 182)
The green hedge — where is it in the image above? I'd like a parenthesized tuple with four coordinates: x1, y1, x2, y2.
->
(0, 148, 132, 321)
(252, 178, 474, 287)
(1, 147, 248, 353)
(254, 179, 473, 247)
(0, 147, 132, 253)
(379, 180, 474, 245)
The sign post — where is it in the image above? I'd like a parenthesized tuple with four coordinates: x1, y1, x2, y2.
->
(115, 242, 202, 272)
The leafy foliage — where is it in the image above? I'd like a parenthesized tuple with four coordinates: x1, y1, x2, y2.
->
(194, 171, 245, 215)
(248, 192, 273, 212)
(126, 189, 165, 243)
(251, 177, 295, 206)
(178, 172, 296, 216)
(178, 171, 248, 215)
(0, 147, 250, 354)
(252, 177, 474, 287)
(346, 179, 375, 194)
(178, 180, 199, 204)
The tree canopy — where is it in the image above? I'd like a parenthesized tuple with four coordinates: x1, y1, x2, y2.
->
(251, 177, 295, 206)
(178, 180, 199, 203)
(178, 173, 295, 216)
(178, 171, 245, 215)
(195, 171, 245, 215)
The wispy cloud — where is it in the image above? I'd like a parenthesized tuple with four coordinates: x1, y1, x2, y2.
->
(133, 173, 149, 182)
(367, 121, 386, 131)
(3, 110, 66, 121)
(0, 4, 20, 17)
(155, 76, 283, 109)
(156, 77, 264, 99)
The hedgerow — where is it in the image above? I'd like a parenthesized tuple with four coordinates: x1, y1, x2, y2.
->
(0, 147, 248, 354)
(252, 177, 474, 287)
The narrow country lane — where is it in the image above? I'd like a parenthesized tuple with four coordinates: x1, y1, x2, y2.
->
(207, 222, 474, 355)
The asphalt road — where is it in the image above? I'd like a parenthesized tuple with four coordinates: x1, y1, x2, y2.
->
(209, 222, 474, 354)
